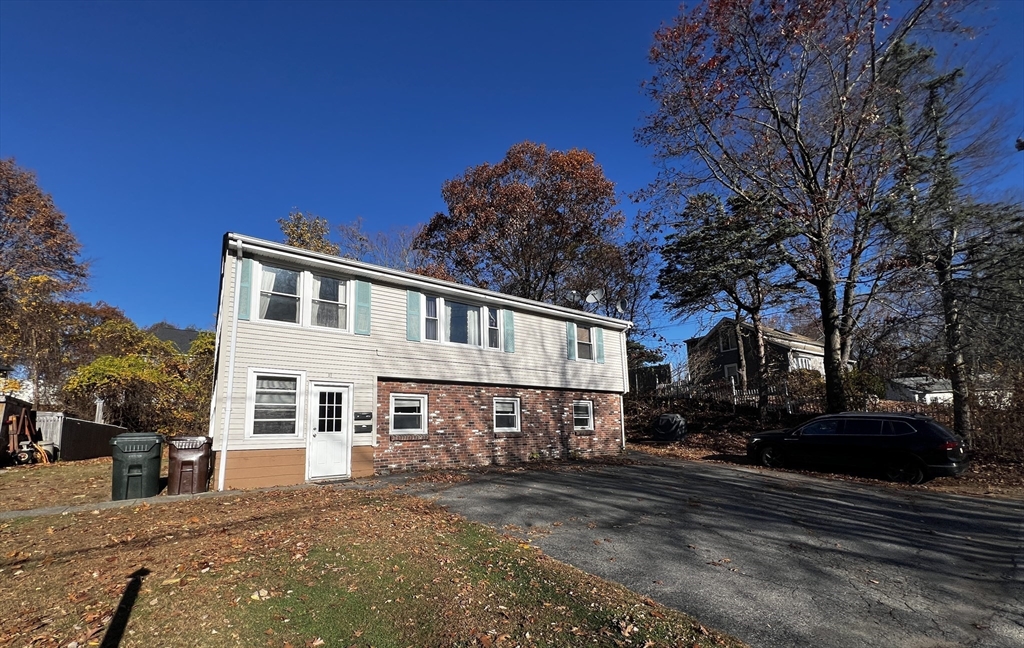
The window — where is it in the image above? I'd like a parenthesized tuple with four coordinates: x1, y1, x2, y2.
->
(390, 394, 427, 435)
(493, 398, 520, 433)
(799, 420, 840, 436)
(445, 299, 481, 345)
(577, 326, 594, 360)
(418, 294, 501, 348)
(259, 265, 300, 323)
(573, 400, 594, 431)
(844, 419, 882, 435)
(719, 327, 738, 351)
(424, 296, 439, 341)
(311, 274, 347, 329)
(487, 307, 501, 349)
(252, 375, 299, 435)
(724, 364, 739, 381)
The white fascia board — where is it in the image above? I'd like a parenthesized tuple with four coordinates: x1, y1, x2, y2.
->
(225, 232, 633, 332)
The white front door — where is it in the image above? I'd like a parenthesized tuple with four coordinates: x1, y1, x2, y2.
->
(307, 383, 352, 480)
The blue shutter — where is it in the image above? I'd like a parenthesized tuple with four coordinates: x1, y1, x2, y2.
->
(238, 258, 252, 321)
(503, 309, 515, 353)
(595, 327, 605, 364)
(354, 280, 372, 335)
(566, 322, 577, 361)
(406, 290, 421, 341)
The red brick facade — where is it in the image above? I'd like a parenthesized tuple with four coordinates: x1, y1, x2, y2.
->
(375, 380, 623, 473)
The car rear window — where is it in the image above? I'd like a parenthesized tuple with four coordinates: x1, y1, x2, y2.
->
(884, 420, 916, 436)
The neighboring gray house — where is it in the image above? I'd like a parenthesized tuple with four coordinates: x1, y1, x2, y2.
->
(150, 324, 202, 353)
(685, 317, 838, 384)
(885, 376, 954, 404)
(208, 234, 631, 490)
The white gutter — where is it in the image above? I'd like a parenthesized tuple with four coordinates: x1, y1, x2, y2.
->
(225, 233, 631, 331)
(216, 239, 244, 491)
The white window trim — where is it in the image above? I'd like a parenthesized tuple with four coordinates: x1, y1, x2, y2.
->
(256, 261, 303, 328)
(252, 260, 354, 334)
(389, 393, 428, 436)
(421, 293, 501, 350)
(575, 324, 595, 362)
(308, 272, 351, 332)
(572, 400, 594, 431)
(493, 397, 521, 433)
(244, 368, 306, 439)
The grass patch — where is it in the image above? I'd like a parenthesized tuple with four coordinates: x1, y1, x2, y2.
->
(0, 486, 743, 648)
(0, 457, 114, 512)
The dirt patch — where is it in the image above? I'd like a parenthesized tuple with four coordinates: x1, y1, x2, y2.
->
(0, 458, 114, 512)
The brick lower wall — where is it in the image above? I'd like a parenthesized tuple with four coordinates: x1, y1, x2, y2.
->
(375, 381, 622, 473)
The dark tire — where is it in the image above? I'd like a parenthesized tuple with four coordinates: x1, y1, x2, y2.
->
(759, 445, 784, 469)
(884, 458, 926, 485)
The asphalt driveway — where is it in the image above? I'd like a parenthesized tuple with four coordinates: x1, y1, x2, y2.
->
(408, 456, 1024, 648)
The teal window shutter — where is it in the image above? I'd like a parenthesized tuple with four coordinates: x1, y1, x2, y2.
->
(503, 309, 515, 353)
(354, 280, 372, 335)
(238, 258, 252, 321)
(595, 327, 605, 364)
(406, 290, 421, 341)
(566, 322, 577, 361)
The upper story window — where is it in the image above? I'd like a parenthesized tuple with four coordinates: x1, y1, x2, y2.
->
(406, 289, 515, 352)
(312, 274, 348, 330)
(487, 307, 501, 349)
(565, 322, 604, 363)
(445, 299, 481, 345)
(424, 296, 439, 341)
(576, 325, 594, 360)
(260, 265, 300, 323)
(719, 327, 738, 351)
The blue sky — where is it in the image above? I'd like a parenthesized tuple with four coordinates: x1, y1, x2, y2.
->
(2, 0, 1022, 366)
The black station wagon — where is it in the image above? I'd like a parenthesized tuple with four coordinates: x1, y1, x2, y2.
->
(746, 412, 968, 484)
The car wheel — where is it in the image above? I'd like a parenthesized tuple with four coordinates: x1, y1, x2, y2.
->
(884, 458, 926, 485)
(759, 445, 784, 469)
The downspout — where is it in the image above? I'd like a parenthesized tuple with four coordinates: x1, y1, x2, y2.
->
(619, 394, 626, 451)
(217, 239, 244, 491)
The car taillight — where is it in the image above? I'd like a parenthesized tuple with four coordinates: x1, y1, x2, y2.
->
(939, 441, 959, 450)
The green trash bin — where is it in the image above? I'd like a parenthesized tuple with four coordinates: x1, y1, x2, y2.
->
(111, 433, 164, 500)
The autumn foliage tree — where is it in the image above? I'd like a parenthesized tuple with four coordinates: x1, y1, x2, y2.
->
(638, 0, 975, 413)
(415, 142, 627, 308)
(278, 210, 340, 255)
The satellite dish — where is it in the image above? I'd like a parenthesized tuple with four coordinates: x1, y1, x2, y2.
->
(569, 290, 583, 304)
(586, 288, 605, 304)
(616, 300, 626, 314)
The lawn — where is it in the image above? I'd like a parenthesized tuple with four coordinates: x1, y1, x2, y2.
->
(0, 485, 744, 648)
(0, 457, 115, 512)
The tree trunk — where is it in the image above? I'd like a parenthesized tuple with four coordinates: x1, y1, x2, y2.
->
(751, 312, 770, 420)
(734, 315, 748, 391)
(816, 255, 848, 413)
(30, 329, 39, 408)
(936, 260, 972, 441)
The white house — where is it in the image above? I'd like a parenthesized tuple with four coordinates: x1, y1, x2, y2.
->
(207, 234, 632, 490)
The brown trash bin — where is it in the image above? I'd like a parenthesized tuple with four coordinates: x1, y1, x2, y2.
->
(166, 436, 212, 495)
